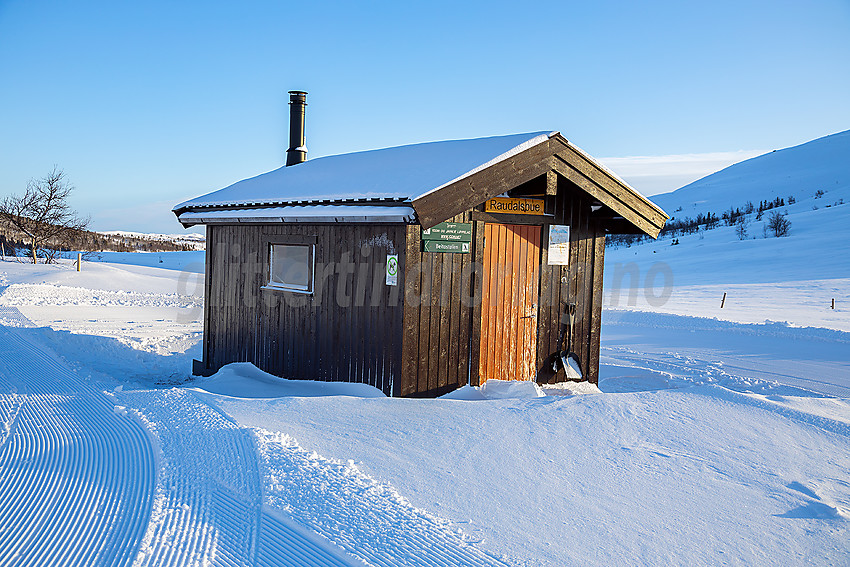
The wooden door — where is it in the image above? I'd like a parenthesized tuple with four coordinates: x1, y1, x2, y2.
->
(478, 223, 541, 383)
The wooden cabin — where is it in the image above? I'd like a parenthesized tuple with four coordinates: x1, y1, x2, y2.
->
(175, 122, 667, 397)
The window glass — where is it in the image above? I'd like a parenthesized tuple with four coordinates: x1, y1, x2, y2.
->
(269, 244, 313, 292)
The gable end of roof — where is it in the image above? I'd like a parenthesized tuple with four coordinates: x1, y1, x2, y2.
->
(411, 132, 668, 238)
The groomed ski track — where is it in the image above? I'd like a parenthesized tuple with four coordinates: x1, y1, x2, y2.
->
(0, 320, 155, 566)
(0, 309, 507, 566)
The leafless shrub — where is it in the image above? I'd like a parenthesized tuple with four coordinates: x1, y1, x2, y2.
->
(735, 215, 749, 240)
(766, 211, 791, 237)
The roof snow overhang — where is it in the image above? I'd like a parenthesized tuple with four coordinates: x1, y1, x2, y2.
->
(174, 131, 668, 238)
(177, 203, 416, 225)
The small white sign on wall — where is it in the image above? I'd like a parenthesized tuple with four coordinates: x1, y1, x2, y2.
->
(547, 225, 570, 265)
(386, 254, 399, 286)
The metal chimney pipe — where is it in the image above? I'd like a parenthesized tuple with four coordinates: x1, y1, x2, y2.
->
(286, 90, 307, 166)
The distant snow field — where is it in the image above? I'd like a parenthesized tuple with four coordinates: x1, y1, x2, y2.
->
(0, 257, 204, 384)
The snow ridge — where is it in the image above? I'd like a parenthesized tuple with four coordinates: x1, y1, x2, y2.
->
(256, 429, 509, 567)
(0, 284, 201, 309)
(121, 389, 262, 567)
(0, 306, 35, 328)
(120, 389, 363, 567)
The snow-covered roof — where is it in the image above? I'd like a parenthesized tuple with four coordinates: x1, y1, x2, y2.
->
(174, 129, 668, 237)
(174, 131, 555, 212)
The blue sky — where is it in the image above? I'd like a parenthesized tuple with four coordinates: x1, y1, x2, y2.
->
(1, 0, 848, 234)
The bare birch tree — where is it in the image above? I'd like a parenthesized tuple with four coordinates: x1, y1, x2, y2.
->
(0, 167, 89, 263)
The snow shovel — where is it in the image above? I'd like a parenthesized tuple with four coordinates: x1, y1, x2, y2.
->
(560, 304, 583, 380)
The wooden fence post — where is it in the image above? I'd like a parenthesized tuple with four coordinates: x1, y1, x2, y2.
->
(77, 252, 82, 272)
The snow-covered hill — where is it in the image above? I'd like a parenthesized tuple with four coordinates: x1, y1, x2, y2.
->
(606, 129, 850, 331)
(650, 129, 850, 216)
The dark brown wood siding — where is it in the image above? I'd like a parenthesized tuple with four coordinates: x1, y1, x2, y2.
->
(203, 172, 608, 396)
(203, 223, 406, 396)
(399, 211, 475, 397)
(399, 175, 607, 393)
(535, 175, 606, 385)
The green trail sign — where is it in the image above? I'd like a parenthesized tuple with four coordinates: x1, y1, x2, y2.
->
(421, 222, 473, 242)
(423, 240, 470, 254)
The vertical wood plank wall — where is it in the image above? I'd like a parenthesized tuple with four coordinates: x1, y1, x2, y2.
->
(204, 223, 406, 396)
(398, 175, 607, 393)
(536, 177, 606, 384)
(399, 211, 474, 397)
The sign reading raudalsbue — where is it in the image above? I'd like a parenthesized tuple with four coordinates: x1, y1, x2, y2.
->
(485, 197, 545, 215)
(421, 222, 472, 253)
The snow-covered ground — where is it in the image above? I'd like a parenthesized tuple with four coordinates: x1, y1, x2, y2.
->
(1, 250, 847, 566)
(604, 202, 850, 331)
(86, 250, 206, 273)
(0, 256, 204, 384)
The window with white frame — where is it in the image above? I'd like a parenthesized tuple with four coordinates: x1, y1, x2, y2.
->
(268, 243, 315, 293)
